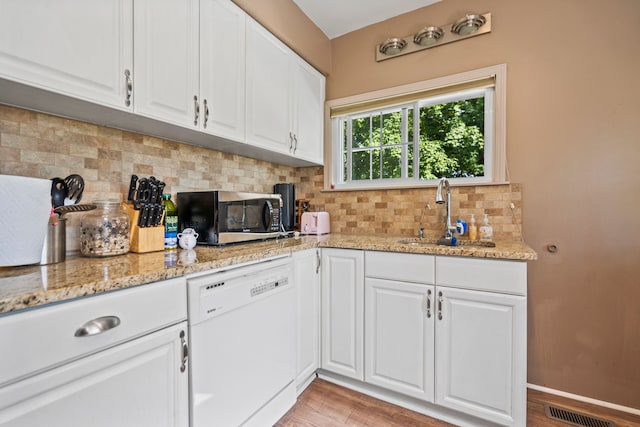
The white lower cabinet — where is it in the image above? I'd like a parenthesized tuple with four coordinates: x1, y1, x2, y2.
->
(0, 322, 188, 427)
(320, 248, 364, 380)
(293, 248, 321, 392)
(322, 249, 527, 427)
(0, 277, 189, 427)
(435, 286, 526, 426)
(364, 277, 435, 401)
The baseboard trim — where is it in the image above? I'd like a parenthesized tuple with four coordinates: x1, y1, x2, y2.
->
(527, 383, 640, 417)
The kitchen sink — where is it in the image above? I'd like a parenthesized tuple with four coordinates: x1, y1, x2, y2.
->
(396, 238, 496, 248)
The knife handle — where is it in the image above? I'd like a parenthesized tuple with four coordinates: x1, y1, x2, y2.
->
(138, 204, 150, 227)
(127, 175, 138, 203)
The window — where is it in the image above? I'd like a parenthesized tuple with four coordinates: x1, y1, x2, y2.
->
(328, 64, 506, 190)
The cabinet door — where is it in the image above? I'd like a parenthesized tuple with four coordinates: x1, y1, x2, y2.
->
(365, 278, 435, 401)
(435, 287, 526, 426)
(291, 57, 325, 164)
(321, 249, 364, 380)
(0, 0, 133, 110)
(0, 322, 189, 427)
(134, 0, 199, 127)
(293, 249, 321, 392)
(245, 17, 291, 154)
(200, 0, 245, 141)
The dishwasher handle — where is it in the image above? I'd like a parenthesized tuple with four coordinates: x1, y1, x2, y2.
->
(74, 315, 121, 337)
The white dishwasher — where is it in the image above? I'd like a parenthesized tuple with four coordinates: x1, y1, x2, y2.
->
(187, 256, 296, 427)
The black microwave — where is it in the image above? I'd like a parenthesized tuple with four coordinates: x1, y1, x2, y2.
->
(177, 191, 282, 245)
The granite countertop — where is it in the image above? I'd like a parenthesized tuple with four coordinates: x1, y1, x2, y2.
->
(0, 234, 536, 315)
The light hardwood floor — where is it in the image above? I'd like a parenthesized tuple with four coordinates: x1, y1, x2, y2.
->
(276, 378, 640, 426)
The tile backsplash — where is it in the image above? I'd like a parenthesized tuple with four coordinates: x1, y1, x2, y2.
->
(1, 104, 523, 250)
(296, 167, 523, 240)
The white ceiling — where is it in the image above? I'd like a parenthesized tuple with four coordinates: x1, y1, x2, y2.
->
(292, 0, 441, 39)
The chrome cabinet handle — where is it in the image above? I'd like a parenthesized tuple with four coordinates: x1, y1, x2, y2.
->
(289, 132, 294, 152)
(193, 95, 200, 126)
(438, 291, 444, 320)
(180, 330, 188, 373)
(316, 249, 321, 274)
(424, 289, 432, 318)
(203, 99, 209, 128)
(74, 315, 121, 337)
(124, 69, 132, 107)
(292, 134, 298, 154)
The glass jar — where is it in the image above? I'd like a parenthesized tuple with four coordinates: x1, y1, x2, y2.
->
(80, 199, 130, 257)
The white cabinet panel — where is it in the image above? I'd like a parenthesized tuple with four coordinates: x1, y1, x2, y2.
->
(133, 0, 199, 126)
(293, 249, 321, 391)
(245, 18, 291, 153)
(364, 278, 435, 401)
(365, 251, 435, 284)
(246, 17, 325, 164)
(436, 256, 527, 295)
(435, 287, 526, 426)
(0, 0, 133, 110)
(0, 322, 189, 427)
(200, 0, 245, 141)
(321, 249, 364, 380)
(290, 57, 325, 164)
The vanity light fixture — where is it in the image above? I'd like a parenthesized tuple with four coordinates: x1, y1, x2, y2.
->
(451, 14, 487, 36)
(413, 26, 444, 47)
(378, 38, 408, 56)
(375, 12, 491, 62)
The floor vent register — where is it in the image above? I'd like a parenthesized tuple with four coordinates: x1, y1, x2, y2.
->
(544, 403, 616, 427)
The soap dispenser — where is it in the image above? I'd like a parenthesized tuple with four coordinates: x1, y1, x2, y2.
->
(469, 214, 478, 240)
(479, 213, 493, 242)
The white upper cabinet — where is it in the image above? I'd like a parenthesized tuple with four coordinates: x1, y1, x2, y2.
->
(135, 0, 245, 140)
(133, 0, 199, 127)
(0, 0, 322, 166)
(246, 17, 325, 165)
(291, 57, 325, 163)
(245, 18, 292, 154)
(0, 0, 133, 110)
(199, 0, 245, 141)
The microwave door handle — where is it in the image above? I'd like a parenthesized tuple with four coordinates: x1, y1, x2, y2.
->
(262, 200, 273, 230)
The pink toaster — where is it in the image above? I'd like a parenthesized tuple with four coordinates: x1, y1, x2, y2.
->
(300, 212, 330, 235)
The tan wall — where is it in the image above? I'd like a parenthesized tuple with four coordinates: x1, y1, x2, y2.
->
(324, 0, 640, 409)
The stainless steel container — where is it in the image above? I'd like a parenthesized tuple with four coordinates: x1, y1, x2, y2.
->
(40, 218, 66, 265)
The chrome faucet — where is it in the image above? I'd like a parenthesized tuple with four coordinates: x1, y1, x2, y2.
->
(435, 177, 456, 244)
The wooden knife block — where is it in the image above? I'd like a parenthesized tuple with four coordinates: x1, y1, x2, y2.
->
(122, 203, 165, 253)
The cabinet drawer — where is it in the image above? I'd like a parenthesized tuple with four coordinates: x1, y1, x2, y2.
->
(436, 256, 526, 295)
(0, 277, 187, 386)
(365, 251, 435, 284)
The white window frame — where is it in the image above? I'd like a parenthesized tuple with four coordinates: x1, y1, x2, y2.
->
(326, 64, 507, 190)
